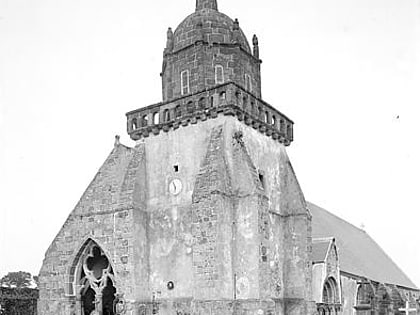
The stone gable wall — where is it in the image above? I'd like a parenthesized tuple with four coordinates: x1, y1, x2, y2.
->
(38, 144, 146, 315)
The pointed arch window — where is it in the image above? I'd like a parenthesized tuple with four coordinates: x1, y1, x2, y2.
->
(215, 65, 224, 84)
(70, 240, 117, 315)
(181, 70, 190, 95)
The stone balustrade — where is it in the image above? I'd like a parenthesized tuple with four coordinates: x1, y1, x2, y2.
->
(126, 82, 294, 145)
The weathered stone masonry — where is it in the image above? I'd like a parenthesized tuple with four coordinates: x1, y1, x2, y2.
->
(38, 0, 316, 314)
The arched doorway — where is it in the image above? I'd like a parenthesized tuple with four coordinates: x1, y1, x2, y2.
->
(318, 277, 341, 314)
(77, 241, 116, 315)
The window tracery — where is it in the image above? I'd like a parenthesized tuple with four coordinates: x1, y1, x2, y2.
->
(75, 242, 117, 315)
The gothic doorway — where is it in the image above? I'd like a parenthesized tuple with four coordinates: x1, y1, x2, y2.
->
(78, 243, 116, 315)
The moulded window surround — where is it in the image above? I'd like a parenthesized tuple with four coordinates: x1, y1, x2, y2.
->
(181, 70, 190, 95)
(215, 65, 224, 84)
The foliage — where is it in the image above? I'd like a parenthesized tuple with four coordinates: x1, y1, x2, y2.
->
(0, 271, 32, 288)
(0, 287, 38, 315)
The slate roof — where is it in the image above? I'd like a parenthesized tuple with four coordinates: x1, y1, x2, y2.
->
(311, 238, 332, 263)
(309, 202, 418, 289)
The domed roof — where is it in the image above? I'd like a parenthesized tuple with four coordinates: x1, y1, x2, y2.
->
(173, 8, 251, 53)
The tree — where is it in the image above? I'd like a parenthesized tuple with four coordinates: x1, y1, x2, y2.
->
(0, 271, 32, 288)
(32, 275, 39, 288)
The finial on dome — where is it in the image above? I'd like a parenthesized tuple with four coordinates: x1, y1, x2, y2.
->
(114, 135, 120, 147)
(232, 18, 240, 44)
(233, 18, 240, 31)
(165, 27, 174, 53)
(196, 0, 218, 11)
(252, 34, 259, 59)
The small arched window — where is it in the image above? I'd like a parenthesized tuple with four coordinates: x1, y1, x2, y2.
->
(186, 101, 194, 114)
(181, 70, 190, 95)
(265, 111, 269, 123)
(175, 105, 182, 118)
(153, 112, 159, 125)
(258, 107, 263, 120)
(280, 119, 285, 133)
(141, 115, 148, 127)
(220, 91, 226, 101)
(163, 109, 170, 122)
(243, 95, 248, 109)
(215, 65, 224, 84)
(198, 97, 206, 110)
(250, 100, 255, 115)
(210, 96, 214, 107)
(272, 115, 277, 126)
(287, 124, 292, 138)
(131, 118, 138, 130)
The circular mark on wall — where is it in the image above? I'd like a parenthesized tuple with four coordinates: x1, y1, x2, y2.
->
(167, 281, 174, 290)
(236, 277, 250, 297)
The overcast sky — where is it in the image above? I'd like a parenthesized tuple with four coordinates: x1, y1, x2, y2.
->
(1, 0, 419, 287)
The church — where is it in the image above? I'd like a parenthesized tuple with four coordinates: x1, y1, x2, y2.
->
(37, 0, 419, 314)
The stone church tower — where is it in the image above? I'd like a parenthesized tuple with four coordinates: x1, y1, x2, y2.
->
(38, 0, 316, 314)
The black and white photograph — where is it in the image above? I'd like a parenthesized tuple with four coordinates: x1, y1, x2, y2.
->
(1, 0, 419, 314)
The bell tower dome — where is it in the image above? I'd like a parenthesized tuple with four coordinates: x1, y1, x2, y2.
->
(127, 0, 294, 147)
(161, 0, 261, 102)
